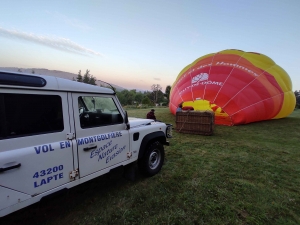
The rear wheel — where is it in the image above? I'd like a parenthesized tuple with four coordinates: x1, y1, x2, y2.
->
(138, 141, 165, 177)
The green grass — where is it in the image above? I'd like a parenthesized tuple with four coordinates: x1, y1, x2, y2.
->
(2, 108, 300, 225)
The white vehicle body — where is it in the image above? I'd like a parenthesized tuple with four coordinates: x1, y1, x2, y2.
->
(0, 71, 172, 217)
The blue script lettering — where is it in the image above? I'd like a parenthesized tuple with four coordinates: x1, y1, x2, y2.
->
(97, 144, 118, 161)
(90, 140, 113, 159)
(106, 145, 126, 163)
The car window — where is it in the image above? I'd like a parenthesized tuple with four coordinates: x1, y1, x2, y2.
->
(79, 96, 123, 128)
(0, 93, 64, 139)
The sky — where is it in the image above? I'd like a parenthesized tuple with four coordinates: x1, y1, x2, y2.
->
(0, 0, 299, 92)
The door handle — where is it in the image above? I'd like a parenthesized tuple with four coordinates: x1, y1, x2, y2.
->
(0, 163, 21, 172)
(83, 145, 97, 151)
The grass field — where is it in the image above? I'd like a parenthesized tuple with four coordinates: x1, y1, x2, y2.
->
(2, 108, 300, 225)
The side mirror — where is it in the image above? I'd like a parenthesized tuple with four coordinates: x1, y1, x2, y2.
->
(125, 111, 130, 130)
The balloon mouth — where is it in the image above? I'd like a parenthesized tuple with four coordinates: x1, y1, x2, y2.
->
(182, 100, 232, 125)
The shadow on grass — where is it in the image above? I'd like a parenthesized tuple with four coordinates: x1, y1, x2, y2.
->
(0, 171, 145, 225)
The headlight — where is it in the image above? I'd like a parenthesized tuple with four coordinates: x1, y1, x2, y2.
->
(166, 124, 173, 138)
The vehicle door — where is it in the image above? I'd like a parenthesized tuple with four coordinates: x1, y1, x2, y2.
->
(0, 90, 75, 196)
(72, 93, 130, 178)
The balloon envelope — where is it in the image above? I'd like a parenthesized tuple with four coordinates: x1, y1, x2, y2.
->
(170, 49, 296, 125)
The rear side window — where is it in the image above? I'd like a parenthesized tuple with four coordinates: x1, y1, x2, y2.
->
(0, 93, 64, 139)
(78, 96, 123, 128)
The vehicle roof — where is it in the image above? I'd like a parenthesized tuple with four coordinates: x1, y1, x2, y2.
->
(0, 70, 115, 94)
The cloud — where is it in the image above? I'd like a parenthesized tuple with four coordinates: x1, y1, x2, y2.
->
(46, 11, 92, 31)
(0, 27, 103, 56)
(153, 77, 161, 81)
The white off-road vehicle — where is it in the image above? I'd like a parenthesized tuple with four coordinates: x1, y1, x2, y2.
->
(0, 71, 172, 217)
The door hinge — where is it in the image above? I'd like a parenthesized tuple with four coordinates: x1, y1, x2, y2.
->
(69, 168, 79, 180)
(66, 133, 75, 140)
(127, 152, 132, 159)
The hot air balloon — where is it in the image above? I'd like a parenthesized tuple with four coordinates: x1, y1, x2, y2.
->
(169, 49, 296, 125)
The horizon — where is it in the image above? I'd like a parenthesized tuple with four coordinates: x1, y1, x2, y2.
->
(0, 1, 299, 92)
(0, 67, 151, 92)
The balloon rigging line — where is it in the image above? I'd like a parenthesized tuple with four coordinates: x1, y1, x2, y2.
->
(175, 84, 184, 102)
(177, 111, 190, 133)
(189, 66, 195, 101)
(264, 66, 287, 91)
(230, 92, 284, 116)
(212, 52, 245, 103)
(170, 102, 177, 110)
(221, 64, 277, 109)
(203, 52, 217, 100)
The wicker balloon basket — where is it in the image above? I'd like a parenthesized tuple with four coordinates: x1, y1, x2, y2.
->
(175, 110, 215, 135)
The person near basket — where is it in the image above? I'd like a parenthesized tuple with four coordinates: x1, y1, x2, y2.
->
(146, 109, 156, 120)
(176, 103, 183, 112)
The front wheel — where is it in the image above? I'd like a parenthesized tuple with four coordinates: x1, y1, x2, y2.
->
(138, 141, 165, 177)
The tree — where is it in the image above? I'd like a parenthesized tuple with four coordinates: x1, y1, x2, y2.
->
(76, 69, 96, 85)
(76, 70, 83, 82)
(89, 75, 96, 85)
(142, 96, 152, 105)
(116, 91, 126, 106)
(156, 90, 165, 104)
(135, 92, 143, 104)
(164, 85, 171, 105)
(83, 70, 90, 83)
(116, 89, 151, 106)
(129, 89, 137, 104)
(121, 90, 135, 105)
(151, 84, 162, 104)
(295, 90, 300, 108)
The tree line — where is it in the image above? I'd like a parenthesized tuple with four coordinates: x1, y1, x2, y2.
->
(15, 68, 300, 109)
(295, 90, 300, 109)
(73, 69, 96, 85)
(73, 70, 171, 106)
(116, 86, 171, 106)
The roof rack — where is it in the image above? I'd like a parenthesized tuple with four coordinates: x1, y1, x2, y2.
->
(0, 72, 46, 87)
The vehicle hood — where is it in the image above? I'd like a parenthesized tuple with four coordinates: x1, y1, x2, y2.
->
(128, 117, 154, 128)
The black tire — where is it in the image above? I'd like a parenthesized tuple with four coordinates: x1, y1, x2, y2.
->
(138, 141, 165, 177)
